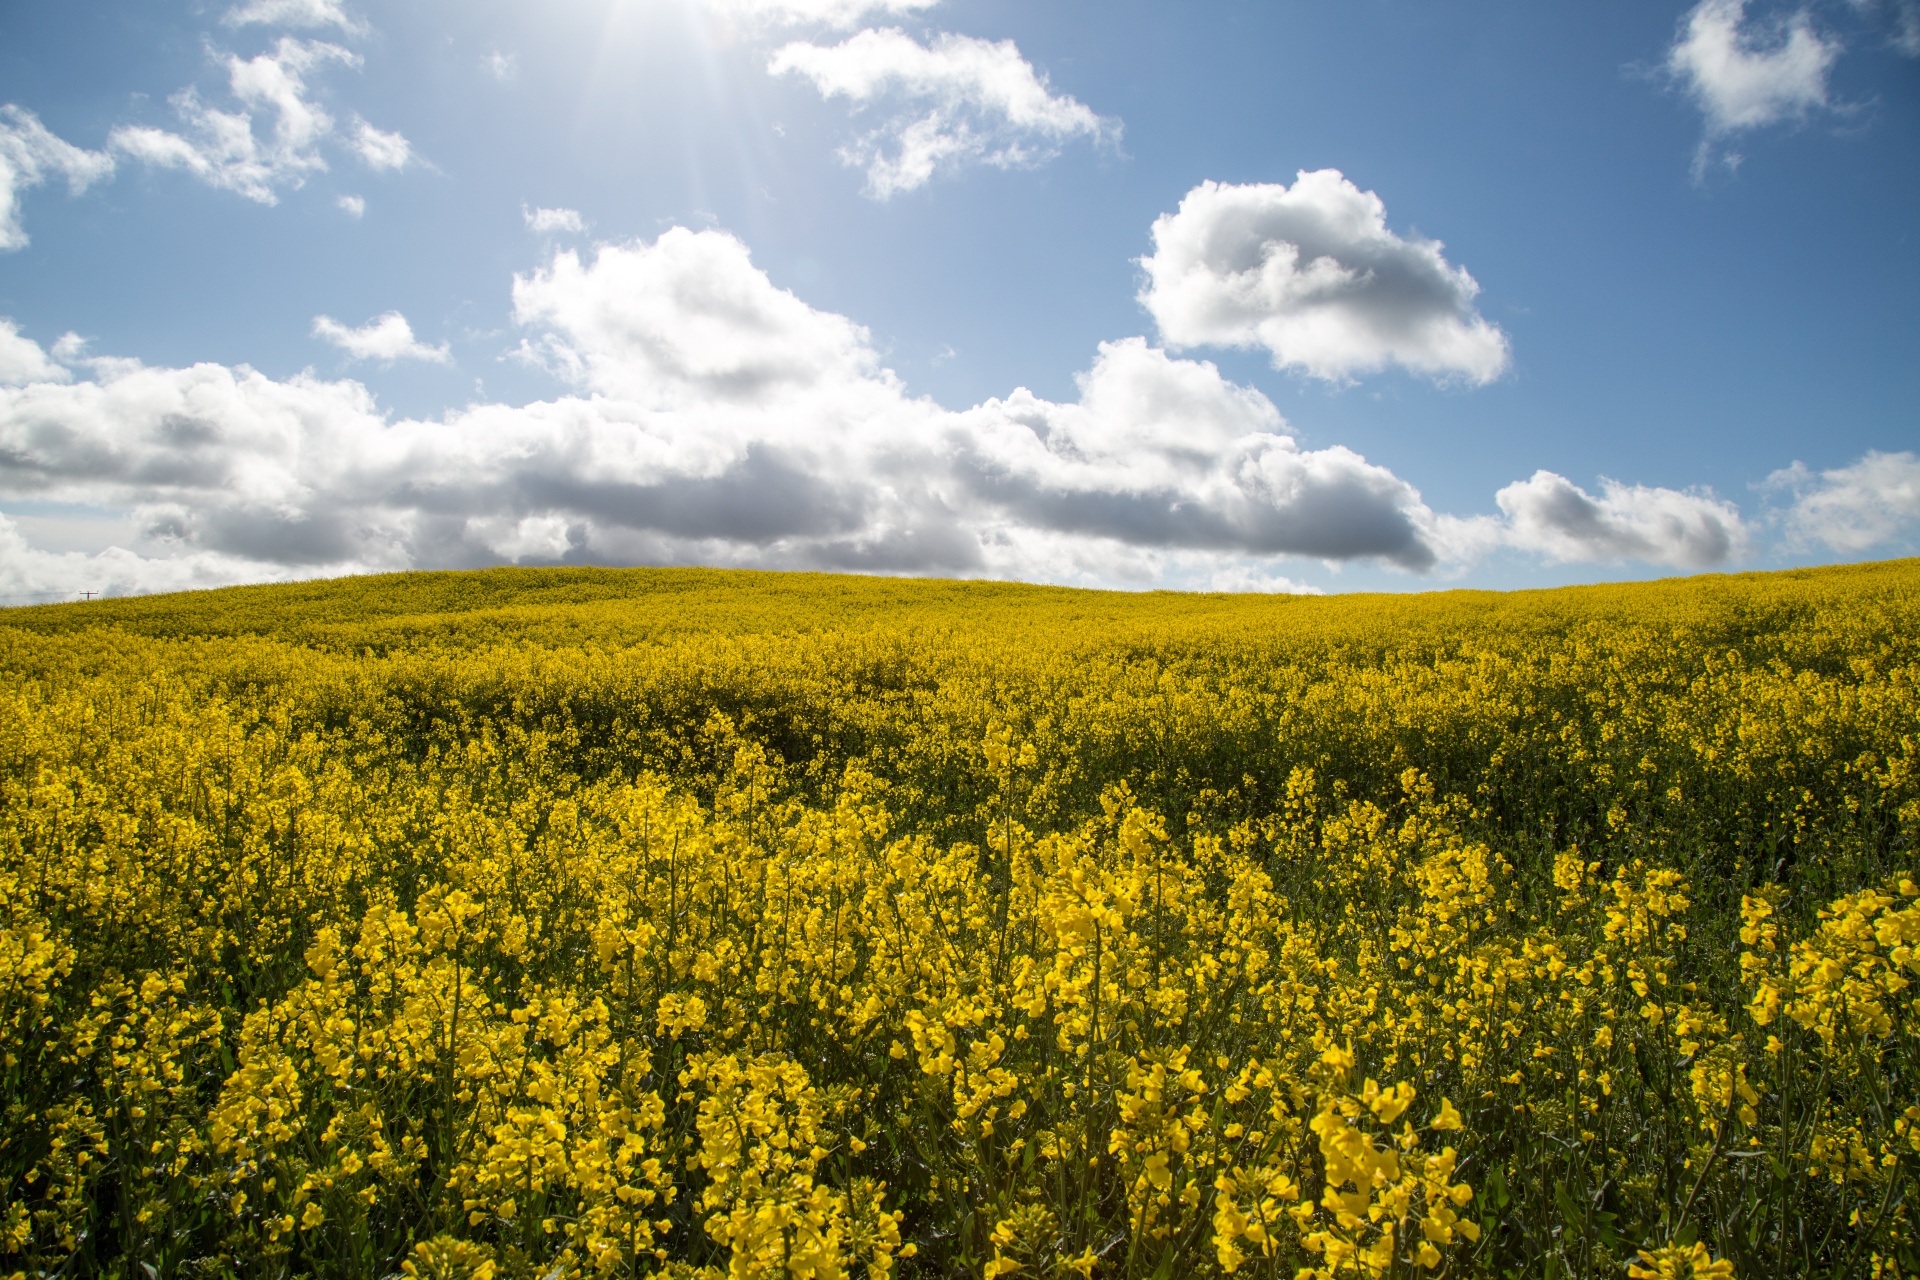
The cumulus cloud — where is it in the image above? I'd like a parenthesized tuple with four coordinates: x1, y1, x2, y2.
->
(949, 338, 1444, 570)
(1669, 0, 1841, 175)
(350, 118, 413, 171)
(0, 106, 116, 252)
(1670, 0, 1839, 131)
(1195, 564, 1324, 595)
(1138, 173, 1510, 385)
(0, 320, 72, 386)
(1766, 451, 1920, 552)
(0, 510, 312, 602)
(102, 37, 413, 205)
(223, 0, 366, 36)
(524, 205, 586, 234)
(1495, 471, 1748, 568)
(511, 229, 887, 407)
(108, 38, 360, 203)
(336, 193, 365, 217)
(0, 226, 1486, 595)
(701, 0, 940, 32)
(769, 28, 1115, 198)
(3, 12, 408, 242)
(311, 312, 452, 364)
(45, 333, 142, 383)
(0, 223, 1784, 598)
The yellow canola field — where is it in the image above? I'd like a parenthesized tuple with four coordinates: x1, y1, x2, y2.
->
(1, 560, 1918, 1280)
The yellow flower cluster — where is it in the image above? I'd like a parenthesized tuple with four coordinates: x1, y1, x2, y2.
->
(1289, 1047, 1478, 1278)
(0, 557, 1916, 1278)
(685, 1050, 906, 1280)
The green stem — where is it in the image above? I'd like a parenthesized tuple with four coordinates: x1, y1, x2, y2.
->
(1673, 1076, 1741, 1243)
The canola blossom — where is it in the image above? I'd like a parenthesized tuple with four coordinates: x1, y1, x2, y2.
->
(1, 560, 1918, 1279)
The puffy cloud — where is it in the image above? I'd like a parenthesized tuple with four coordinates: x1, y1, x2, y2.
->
(3, 223, 1792, 597)
(104, 38, 413, 205)
(524, 205, 586, 234)
(311, 312, 451, 364)
(0, 510, 313, 602)
(769, 28, 1115, 198)
(1191, 563, 1324, 595)
(0, 320, 72, 387)
(510, 228, 888, 408)
(1670, 0, 1839, 132)
(1495, 470, 1748, 568)
(336, 193, 365, 217)
(45, 333, 142, 383)
(1138, 173, 1510, 385)
(0, 106, 116, 252)
(224, 0, 366, 36)
(1766, 450, 1920, 552)
(350, 118, 413, 171)
(0, 226, 1484, 595)
(1669, 0, 1840, 175)
(483, 51, 519, 82)
(701, 0, 940, 32)
(5, 14, 407, 240)
(108, 38, 359, 203)
(950, 339, 1444, 570)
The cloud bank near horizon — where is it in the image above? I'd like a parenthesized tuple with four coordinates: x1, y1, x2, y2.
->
(0, 198, 1862, 604)
(0, 226, 1451, 599)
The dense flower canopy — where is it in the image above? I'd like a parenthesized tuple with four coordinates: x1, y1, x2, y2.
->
(1, 558, 1918, 1277)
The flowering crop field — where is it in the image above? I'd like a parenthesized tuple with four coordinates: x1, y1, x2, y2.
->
(3, 560, 1919, 1280)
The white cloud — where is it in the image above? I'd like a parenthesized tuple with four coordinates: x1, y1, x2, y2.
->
(0, 319, 72, 386)
(311, 312, 452, 364)
(0, 106, 116, 252)
(223, 0, 366, 36)
(46, 333, 142, 383)
(108, 38, 359, 203)
(350, 118, 413, 171)
(701, 0, 939, 32)
(769, 28, 1116, 198)
(483, 51, 519, 82)
(0, 222, 1789, 598)
(1670, 0, 1838, 131)
(511, 228, 888, 409)
(949, 337, 1447, 570)
(103, 38, 410, 205)
(524, 205, 586, 234)
(337, 193, 365, 217)
(1139, 173, 1511, 385)
(1669, 0, 1840, 174)
(1495, 470, 1749, 568)
(1191, 563, 1324, 595)
(1766, 450, 1920, 552)
(0, 17, 404, 245)
(0, 226, 1479, 595)
(0, 510, 313, 602)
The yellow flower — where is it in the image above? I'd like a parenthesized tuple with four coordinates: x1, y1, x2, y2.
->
(1626, 1242, 1734, 1280)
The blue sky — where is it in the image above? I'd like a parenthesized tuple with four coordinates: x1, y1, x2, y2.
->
(0, 0, 1914, 600)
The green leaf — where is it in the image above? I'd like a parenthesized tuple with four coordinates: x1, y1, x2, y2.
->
(1554, 1180, 1581, 1227)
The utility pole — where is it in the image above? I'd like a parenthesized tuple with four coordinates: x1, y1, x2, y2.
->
(80, 590, 97, 601)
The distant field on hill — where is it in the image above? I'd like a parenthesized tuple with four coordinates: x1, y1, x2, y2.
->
(3, 560, 1916, 1279)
